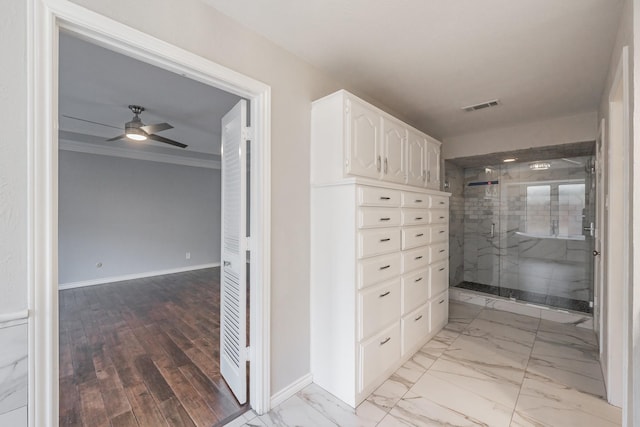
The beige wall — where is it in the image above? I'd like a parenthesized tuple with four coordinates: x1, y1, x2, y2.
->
(441, 111, 598, 159)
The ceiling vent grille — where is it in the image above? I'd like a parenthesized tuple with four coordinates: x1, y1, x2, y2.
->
(462, 99, 500, 112)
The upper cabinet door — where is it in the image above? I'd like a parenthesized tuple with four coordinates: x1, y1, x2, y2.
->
(346, 98, 381, 179)
(407, 131, 426, 187)
(425, 139, 441, 190)
(381, 117, 407, 184)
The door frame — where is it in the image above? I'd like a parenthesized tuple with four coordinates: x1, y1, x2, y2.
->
(27, 1, 272, 425)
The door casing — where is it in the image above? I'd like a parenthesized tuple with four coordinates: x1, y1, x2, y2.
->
(27, 1, 272, 425)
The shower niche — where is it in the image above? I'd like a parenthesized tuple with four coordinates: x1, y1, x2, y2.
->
(446, 155, 595, 313)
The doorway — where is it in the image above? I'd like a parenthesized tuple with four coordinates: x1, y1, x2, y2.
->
(29, 3, 272, 425)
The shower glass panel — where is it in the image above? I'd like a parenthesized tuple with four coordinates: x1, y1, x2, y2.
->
(457, 156, 594, 313)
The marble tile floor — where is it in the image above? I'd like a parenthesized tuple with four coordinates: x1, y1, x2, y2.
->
(225, 301, 620, 427)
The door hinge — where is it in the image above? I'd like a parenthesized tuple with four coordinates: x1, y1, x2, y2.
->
(242, 126, 253, 141)
(245, 346, 251, 361)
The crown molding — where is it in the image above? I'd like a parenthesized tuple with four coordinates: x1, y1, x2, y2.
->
(58, 139, 221, 169)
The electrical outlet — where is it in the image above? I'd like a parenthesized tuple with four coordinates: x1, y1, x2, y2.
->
(186, 252, 191, 260)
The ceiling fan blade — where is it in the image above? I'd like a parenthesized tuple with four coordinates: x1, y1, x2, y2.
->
(106, 134, 126, 142)
(140, 122, 173, 134)
(62, 115, 122, 130)
(148, 133, 188, 148)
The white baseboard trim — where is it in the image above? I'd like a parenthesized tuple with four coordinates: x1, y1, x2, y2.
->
(59, 263, 220, 290)
(270, 373, 313, 408)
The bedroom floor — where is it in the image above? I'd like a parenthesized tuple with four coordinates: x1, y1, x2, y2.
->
(227, 301, 620, 427)
(59, 267, 248, 426)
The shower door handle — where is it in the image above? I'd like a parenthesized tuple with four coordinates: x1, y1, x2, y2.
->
(490, 223, 495, 238)
(584, 222, 595, 237)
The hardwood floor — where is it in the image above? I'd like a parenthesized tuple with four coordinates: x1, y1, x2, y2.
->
(59, 267, 248, 427)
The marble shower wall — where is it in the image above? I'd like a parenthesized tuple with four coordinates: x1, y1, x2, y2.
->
(445, 161, 464, 287)
(462, 167, 502, 287)
(0, 321, 28, 425)
(450, 156, 595, 305)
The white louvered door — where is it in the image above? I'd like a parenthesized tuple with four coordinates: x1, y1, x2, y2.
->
(220, 99, 248, 404)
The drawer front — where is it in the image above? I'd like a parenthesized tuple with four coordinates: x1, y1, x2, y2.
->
(430, 290, 449, 331)
(401, 208, 429, 226)
(358, 186, 401, 207)
(358, 253, 401, 289)
(429, 195, 449, 209)
(402, 247, 429, 273)
(428, 210, 448, 225)
(359, 323, 401, 393)
(429, 242, 448, 263)
(359, 279, 401, 340)
(359, 228, 401, 259)
(429, 260, 449, 298)
(401, 226, 430, 250)
(429, 224, 448, 243)
(401, 269, 429, 314)
(402, 304, 430, 355)
(358, 207, 401, 228)
(401, 191, 429, 208)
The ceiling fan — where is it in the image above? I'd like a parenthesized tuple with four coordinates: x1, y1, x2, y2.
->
(63, 105, 187, 148)
(107, 105, 187, 148)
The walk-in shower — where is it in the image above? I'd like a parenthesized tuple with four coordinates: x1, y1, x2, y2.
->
(446, 155, 595, 313)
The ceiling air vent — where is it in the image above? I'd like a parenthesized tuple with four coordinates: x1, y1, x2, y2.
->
(462, 99, 500, 112)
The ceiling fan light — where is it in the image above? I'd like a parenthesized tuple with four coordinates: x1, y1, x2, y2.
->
(125, 126, 147, 141)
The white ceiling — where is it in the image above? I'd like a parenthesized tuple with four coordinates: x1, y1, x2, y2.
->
(59, 33, 242, 158)
(205, 0, 622, 138)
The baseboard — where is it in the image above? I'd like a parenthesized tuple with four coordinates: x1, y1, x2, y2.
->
(59, 263, 220, 290)
(270, 373, 313, 408)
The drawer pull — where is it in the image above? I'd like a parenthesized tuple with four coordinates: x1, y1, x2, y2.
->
(379, 291, 391, 298)
(415, 255, 423, 260)
(380, 337, 391, 346)
(415, 199, 423, 203)
(415, 217, 423, 220)
(414, 277, 423, 282)
(439, 201, 445, 205)
(416, 233, 424, 237)
(380, 238, 391, 242)
(379, 217, 391, 221)
(439, 216, 445, 219)
(415, 315, 423, 322)
(380, 196, 391, 200)
(439, 267, 446, 271)
(439, 230, 446, 234)
(379, 265, 391, 270)
(439, 249, 446, 253)
(439, 299, 445, 304)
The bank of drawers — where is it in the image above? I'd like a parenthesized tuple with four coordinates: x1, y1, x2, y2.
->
(356, 185, 449, 390)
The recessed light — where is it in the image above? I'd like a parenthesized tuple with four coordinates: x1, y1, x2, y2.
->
(503, 158, 517, 163)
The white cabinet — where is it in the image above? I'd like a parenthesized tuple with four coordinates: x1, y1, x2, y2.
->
(425, 137, 441, 190)
(407, 130, 426, 187)
(347, 98, 382, 180)
(381, 117, 407, 184)
(311, 90, 442, 189)
(311, 182, 450, 407)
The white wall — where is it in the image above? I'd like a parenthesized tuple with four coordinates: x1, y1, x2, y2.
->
(58, 150, 221, 286)
(0, 0, 28, 424)
(597, 0, 636, 423)
(442, 111, 598, 159)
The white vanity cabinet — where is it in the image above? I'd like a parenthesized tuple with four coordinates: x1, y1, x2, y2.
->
(311, 90, 441, 189)
(310, 182, 450, 407)
(310, 89, 450, 408)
